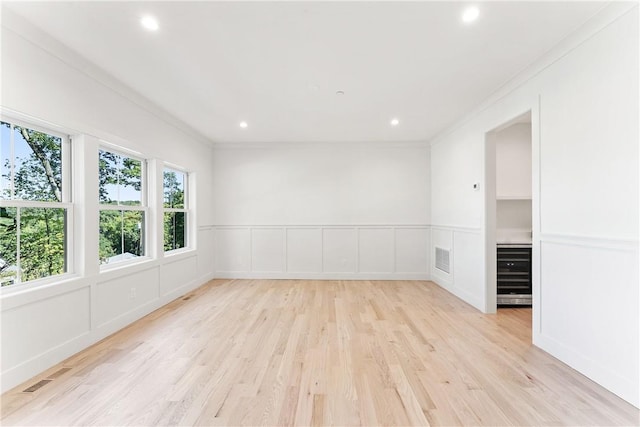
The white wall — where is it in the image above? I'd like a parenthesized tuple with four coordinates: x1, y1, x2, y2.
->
(496, 122, 532, 200)
(429, 5, 639, 407)
(212, 143, 430, 279)
(0, 12, 215, 392)
(496, 200, 532, 243)
(495, 122, 532, 243)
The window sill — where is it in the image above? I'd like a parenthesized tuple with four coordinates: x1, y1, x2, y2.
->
(0, 273, 88, 310)
(162, 248, 197, 264)
(98, 256, 157, 282)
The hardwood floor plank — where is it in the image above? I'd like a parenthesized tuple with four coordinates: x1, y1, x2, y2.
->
(1, 279, 638, 426)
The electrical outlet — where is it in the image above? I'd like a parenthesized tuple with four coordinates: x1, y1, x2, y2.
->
(130, 287, 136, 300)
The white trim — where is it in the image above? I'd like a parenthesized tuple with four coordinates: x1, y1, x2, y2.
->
(214, 224, 430, 228)
(0, 108, 79, 137)
(98, 140, 143, 158)
(535, 333, 639, 408)
(214, 272, 429, 281)
(163, 162, 189, 173)
(540, 233, 638, 251)
(0, 113, 70, 142)
(163, 247, 196, 261)
(98, 256, 155, 278)
(98, 204, 146, 211)
(430, 224, 481, 234)
(430, 277, 484, 312)
(0, 200, 72, 209)
(0, 273, 81, 300)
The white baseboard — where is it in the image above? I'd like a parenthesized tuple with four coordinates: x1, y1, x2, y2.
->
(429, 276, 484, 312)
(214, 271, 429, 281)
(0, 332, 94, 394)
(534, 333, 639, 408)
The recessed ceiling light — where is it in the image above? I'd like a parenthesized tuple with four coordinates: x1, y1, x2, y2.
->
(462, 6, 480, 23)
(390, 118, 400, 126)
(239, 121, 248, 129)
(140, 15, 159, 31)
(336, 90, 345, 96)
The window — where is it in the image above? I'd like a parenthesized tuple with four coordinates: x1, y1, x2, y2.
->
(0, 120, 70, 286)
(99, 149, 145, 265)
(163, 167, 188, 252)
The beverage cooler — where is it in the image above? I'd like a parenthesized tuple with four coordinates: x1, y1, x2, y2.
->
(497, 244, 532, 306)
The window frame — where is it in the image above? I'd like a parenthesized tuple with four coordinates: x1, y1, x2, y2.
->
(0, 117, 73, 289)
(162, 165, 190, 254)
(98, 144, 149, 269)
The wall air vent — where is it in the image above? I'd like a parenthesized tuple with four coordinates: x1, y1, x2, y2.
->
(435, 247, 451, 274)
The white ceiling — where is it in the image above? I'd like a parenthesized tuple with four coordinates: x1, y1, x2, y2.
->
(5, 1, 606, 144)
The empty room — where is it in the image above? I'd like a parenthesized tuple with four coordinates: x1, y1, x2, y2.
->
(0, 1, 638, 426)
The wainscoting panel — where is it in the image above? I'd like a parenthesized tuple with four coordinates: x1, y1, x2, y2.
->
(95, 267, 160, 327)
(251, 228, 284, 273)
(430, 225, 484, 311)
(452, 231, 484, 309)
(1, 286, 90, 371)
(286, 228, 323, 273)
(430, 227, 454, 285)
(160, 255, 198, 296)
(395, 228, 429, 273)
(215, 228, 250, 272)
(323, 228, 357, 273)
(537, 236, 639, 405)
(358, 228, 395, 273)
(214, 225, 430, 280)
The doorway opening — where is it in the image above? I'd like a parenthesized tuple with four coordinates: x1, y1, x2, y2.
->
(485, 111, 534, 319)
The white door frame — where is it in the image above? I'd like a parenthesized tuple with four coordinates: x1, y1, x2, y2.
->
(482, 98, 541, 344)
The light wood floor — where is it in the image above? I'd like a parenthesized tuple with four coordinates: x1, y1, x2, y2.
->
(1, 280, 638, 426)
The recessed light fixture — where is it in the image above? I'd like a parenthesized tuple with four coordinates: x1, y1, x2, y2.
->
(140, 15, 159, 31)
(336, 90, 345, 96)
(462, 6, 480, 23)
(390, 118, 400, 126)
(239, 121, 248, 129)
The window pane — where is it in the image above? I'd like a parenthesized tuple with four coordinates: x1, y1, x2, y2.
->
(163, 169, 185, 209)
(99, 210, 122, 264)
(164, 212, 185, 251)
(100, 210, 144, 265)
(19, 207, 66, 282)
(121, 157, 142, 206)
(99, 150, 142, 206)
(99, 150, 119, 205)
(1, 122, 10, 200)
(13, 126, 62, 202)
(0, 207, 17, 286)
(123, 211, 144, 257)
